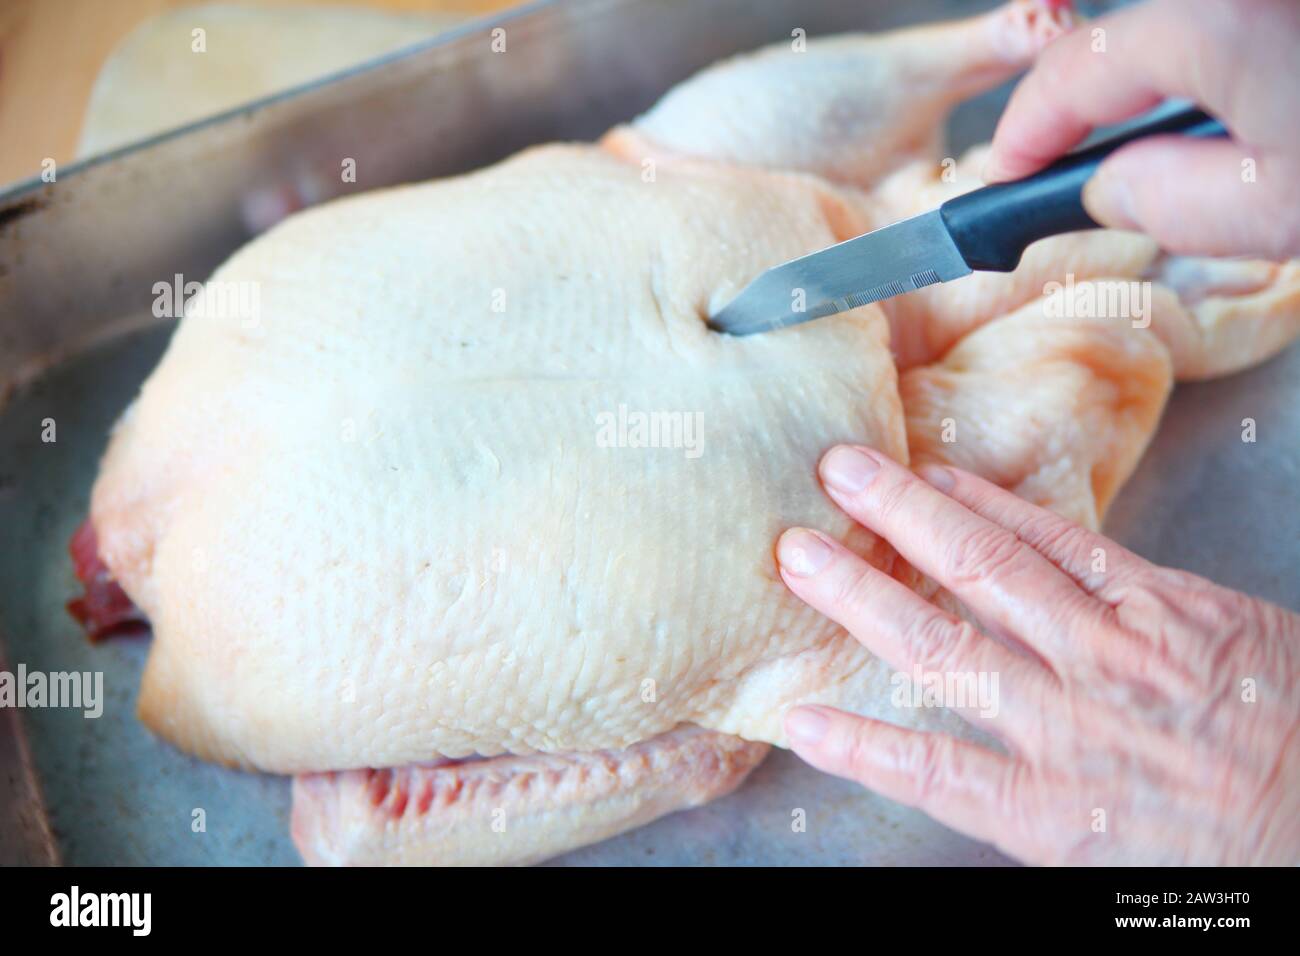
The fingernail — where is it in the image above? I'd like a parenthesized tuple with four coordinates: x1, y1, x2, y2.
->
(979, 155, 1004, 184)
(919, 464, 955, 493)
(777, 528, 832, 577)
(786, 707, 830, 746)
(820, 446, 879, 494)
(1082, 172, 1138, 230)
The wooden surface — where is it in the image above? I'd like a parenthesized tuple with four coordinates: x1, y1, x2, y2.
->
(0, 0, 515, 187)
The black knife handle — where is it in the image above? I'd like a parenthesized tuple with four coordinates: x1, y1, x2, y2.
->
(939, 106, 1227, 272)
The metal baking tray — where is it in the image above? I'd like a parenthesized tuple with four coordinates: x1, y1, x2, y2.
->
(3, 0, 1292, 867)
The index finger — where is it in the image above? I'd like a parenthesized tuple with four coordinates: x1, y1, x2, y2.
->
(817, 445, 1102, 666)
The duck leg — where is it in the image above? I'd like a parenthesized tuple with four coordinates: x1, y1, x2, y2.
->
(604, 0, 1075, 188)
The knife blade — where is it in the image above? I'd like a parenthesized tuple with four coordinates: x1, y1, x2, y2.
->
(709, 105, 1227, 336)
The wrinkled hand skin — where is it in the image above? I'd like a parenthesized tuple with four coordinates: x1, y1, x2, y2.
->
(983, 0, 1300, 259)
(777, 446, 1300, 865)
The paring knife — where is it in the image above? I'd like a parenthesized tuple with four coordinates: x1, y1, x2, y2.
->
(708, 106, 1227, 336)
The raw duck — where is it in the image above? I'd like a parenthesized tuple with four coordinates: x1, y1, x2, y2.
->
(75, 0, 1300, 865)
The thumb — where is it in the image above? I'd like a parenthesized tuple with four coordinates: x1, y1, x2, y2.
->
(1081, 136, 1300, 260)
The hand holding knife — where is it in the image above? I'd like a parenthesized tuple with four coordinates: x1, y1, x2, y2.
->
(708, 105, 1227, 336)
